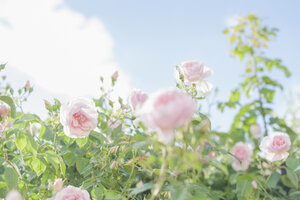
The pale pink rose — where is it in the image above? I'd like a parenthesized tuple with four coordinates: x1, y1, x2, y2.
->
(107, 119, 121, 129)
(60, 98, 98, 138)
(54, 185, 90, 200)
(178, 61, 214, 94)
(0, 105, 9, 119)
(53, 178, 63, 192)
(112, 71, 119, 81)
(5, 190, 22, 200)
(250, 124, 262, 138)
(139, 89, 196, 144)
(251, 181, 258, 189)
(128, 89, 148, 111)
(231, 142, 253, 171)
(259, 133, 291, 162)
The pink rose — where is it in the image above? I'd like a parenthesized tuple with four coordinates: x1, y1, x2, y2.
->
(53, 178, 63, 192)
(250, 124, 262, 138)
(259, 133, 291, 162)
(54, 185, 90, 200)
(128, 89, 148, 111)
(231, 142, 253, 171)
(178, 61, 214, 94)
(139, 89, 196, 144)
(0, 105, 9, 119)
(5, 190, 22, 200)
(60, 98, 98, 138)
(251, 181, 258, 189)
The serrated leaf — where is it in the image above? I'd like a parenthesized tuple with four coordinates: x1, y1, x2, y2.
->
(16, 133, 27, 151)
(32, 157, 46, 176)
(287, 169, 298, 189)
(236, 180, 253, 200)
(92, 187, 104, 200)
(77, 137, 88, 148)
(286, 158, 300, 170)
(267, 172, 281, 188)
(4, 167, 18, 190)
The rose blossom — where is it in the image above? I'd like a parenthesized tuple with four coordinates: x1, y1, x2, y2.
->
(259, 132, 291, 162)
(5, 190, 22, 200)
(250, 124, 262, 138)
(139, 88, 196, 144)
(0, 105, 9, 119)
(231, 142, 253, 171)
(128, 89, 148, 111)
(60, 98, 98, 138)
(178, 61, 214, 94)
(54, 185, 90, 200)
(53, 178, 63, 192)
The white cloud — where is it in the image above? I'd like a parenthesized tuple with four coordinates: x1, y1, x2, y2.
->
(225, 14, 243, 27)
(0, 0, 131, 102)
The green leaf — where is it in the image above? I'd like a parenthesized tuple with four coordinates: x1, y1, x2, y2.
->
(230, 89, 240, 103)
(91, 186, 104, 200)
(31, 157, 46, 176)
(287, 169, 298, 189)
(76, 158, 88, 174)
(19, 113, 41, 123)
(77, 137, 88, 148)
(25, 133, 38, 156)
(16, 133, 27, 151)
(286, 158, 300, 170)
(236, 180, 253, 200)
(63, 152, 76, 166)
(39, 125, 54, 141)
(260, 88, 275, 103)
(0, 63, 6, 71)
(130, 183, 154, 196)
(267, 172, 281, 188)
(0, 96, 16, 118)
(4, 167, 18, 190)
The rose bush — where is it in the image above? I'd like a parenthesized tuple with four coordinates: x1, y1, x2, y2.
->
(0, 14, 299, 200)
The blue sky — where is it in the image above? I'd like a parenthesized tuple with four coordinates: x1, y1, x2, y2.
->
(0, 0, 299, 131)
(64, 0, 300, 93)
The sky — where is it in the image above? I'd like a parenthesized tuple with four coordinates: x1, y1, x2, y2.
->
(0, 0, 299, 130)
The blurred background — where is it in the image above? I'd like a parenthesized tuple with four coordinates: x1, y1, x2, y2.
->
(0, 0, 299, 130)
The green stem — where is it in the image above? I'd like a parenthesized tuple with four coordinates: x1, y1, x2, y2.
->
(150, 147, 167, 200)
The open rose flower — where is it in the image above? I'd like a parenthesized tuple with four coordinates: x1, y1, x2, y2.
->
(54, 185, 90, 200)
(259, 132, 291, 162)
(5, 190, 23, 200)
(177, 61, 214, 94)
(60, 98, 98, 138)
(250, 124, 262, 138)
(231, 142, 253, 171)
(52, 178, 63, 192)
(139, 88, 196, 144)
(128, 89, 148, 111)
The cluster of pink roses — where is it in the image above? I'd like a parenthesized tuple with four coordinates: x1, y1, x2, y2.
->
(5, 61, 293, 198)
(231, 125, 291, 171)
(6, 179, 90, 200)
